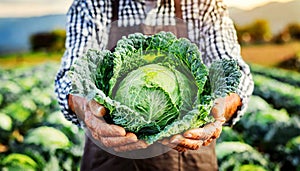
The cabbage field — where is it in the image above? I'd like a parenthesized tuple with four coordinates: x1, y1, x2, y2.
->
(0, 63, 84, 170)
(0, 62, 299, 170)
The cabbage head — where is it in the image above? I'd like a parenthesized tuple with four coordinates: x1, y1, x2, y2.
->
(69, 32, 241, 144)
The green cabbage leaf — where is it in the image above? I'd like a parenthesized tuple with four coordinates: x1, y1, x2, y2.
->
(69, 32, 241, 144)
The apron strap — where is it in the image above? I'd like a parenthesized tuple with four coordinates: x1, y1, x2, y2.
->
(111, 0, 120, 21)
(174, 0, 183, 19)
(111, 0, 183, 21)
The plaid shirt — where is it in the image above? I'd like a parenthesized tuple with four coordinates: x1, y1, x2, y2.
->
(54, 0, 254, 126)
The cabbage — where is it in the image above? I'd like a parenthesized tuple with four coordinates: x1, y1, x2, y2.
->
(1, 153, 38, 171)
(24, 126, 70, 151)
(216, 141, 277, 171)
(69, 32, 241, 144)
(113, 64, 195, 135)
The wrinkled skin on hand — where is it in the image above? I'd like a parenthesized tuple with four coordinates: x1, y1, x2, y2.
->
(68, 93, 241, 153)
(161, 93, 242, 152)
(68, 95, 148, 152)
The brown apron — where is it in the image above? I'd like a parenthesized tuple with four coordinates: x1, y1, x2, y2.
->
(81, 135, 218, 171)
(106, 0, 188, 50)
(81, 0, 218, 170)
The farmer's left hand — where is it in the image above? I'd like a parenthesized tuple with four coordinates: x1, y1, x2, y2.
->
(162, 93, 242, 152)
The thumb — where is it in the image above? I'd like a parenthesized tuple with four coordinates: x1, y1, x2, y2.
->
(211, 97, 226, 122)
(223, 93, 242, 121)
(88, 100, 107, 117)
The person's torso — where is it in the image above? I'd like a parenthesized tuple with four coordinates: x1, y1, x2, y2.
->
(77, 0, 225, 51)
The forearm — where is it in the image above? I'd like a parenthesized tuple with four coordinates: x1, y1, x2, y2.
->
(54, 2, 89, 126)
(67, 94, 84, 121)
(55, 0, 110, 126)
(201, 0, 254, 125)
(54, 66, 81, 125)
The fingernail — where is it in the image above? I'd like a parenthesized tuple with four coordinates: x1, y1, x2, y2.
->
(160, 139, 168, 145)
(185, 133, 192, 138)
(138, 142, 148, 149)
(170, 138, 179, 144)
(114, 147, 121, 152)
(170, 138, 181, 144)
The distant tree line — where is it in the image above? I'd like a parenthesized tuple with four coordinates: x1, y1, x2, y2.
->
(29, 21, 300, 52)
(30, 29, 66, 52)
(235, 20, 300, 45)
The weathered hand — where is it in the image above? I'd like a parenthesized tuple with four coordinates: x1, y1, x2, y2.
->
(162, 93, 242, 152)
(68, 95, 148, 152)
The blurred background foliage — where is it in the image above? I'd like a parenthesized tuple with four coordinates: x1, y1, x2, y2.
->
(0, 63, 84, 170)
(236, 20, 300, 45)
(30, 30, 66, 53)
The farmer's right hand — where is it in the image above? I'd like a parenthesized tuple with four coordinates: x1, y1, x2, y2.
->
(68, 94, 148, 152)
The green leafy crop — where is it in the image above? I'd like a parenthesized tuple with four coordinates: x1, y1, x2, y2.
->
(69, 32, 241, 144)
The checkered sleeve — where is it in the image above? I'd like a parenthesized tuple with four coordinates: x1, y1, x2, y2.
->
(200, 0, 254, 125)
(54, 1, 83, 126)
(54, 0, 109, 126)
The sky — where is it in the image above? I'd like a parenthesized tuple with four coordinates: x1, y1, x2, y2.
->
(0, 0, 294, 18)
(223, 0, 294, 10)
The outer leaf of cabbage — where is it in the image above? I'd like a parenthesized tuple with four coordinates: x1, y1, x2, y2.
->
(69, 32, 241, 144)
(209, 59, 242, 98)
